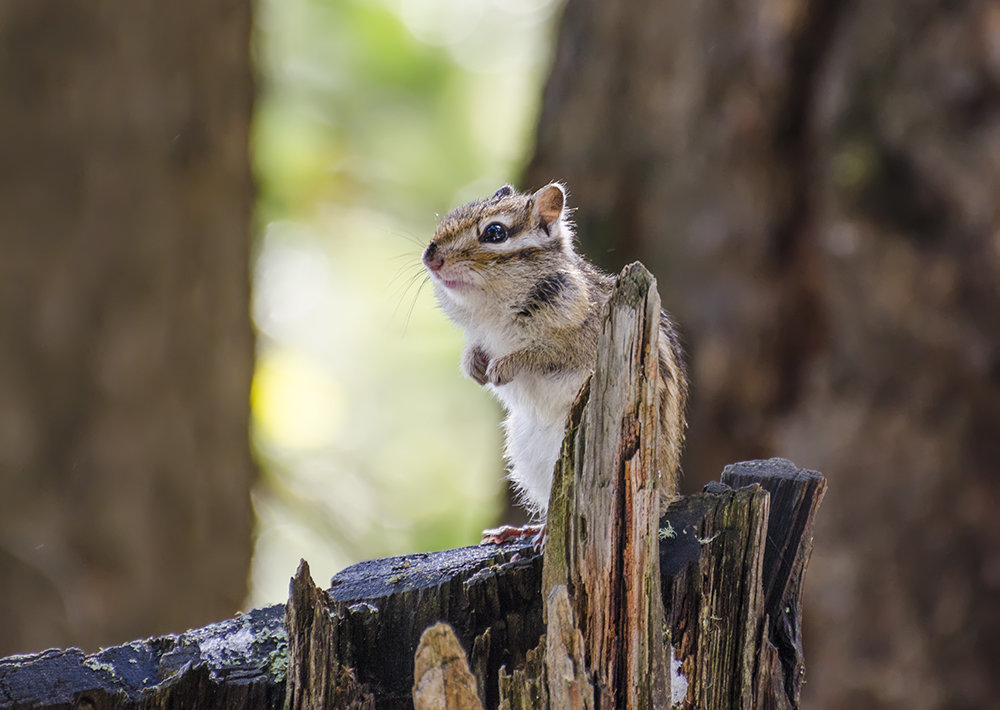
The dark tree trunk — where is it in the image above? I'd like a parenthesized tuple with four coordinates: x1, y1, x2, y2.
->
(525, 1, 1000, 708)
(0, 0, 255, 654)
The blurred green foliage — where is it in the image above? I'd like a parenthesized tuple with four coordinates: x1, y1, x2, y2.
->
(248, 0, 559, 605)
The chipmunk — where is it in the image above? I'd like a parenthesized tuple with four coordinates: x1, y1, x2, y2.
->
(422, 182, 687, 544)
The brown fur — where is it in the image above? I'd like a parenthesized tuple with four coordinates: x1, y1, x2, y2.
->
(424, 182, 688, 512)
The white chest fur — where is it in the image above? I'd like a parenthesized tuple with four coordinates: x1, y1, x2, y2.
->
(488, 368, 589, 516)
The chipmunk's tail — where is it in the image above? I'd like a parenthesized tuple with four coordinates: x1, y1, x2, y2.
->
(657, 309, 689, 503)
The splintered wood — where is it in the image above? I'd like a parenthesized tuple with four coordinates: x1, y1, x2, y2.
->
(413, 624, 484, 710)
(518, 262, 670, 709)
(285, 560, 376, 710)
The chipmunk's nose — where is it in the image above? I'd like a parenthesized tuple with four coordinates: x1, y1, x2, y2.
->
(423, 242, 444, 272)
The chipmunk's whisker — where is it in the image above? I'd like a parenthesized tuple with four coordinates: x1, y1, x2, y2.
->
(400, 275, 431, 333)
(388, 260, 425, 293)
(387, 229, 426, 248)
(391, 269, 428, 313)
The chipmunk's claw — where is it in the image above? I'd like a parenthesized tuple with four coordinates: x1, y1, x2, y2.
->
(481, 523, 545, 549)
(529, 525, 546, 551)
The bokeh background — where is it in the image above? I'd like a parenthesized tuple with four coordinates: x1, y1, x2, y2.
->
(248, 0, 558, 608)
(2, 1, 999, 709)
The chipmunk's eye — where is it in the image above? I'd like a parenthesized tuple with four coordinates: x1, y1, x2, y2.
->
(480, 222, 509, 244)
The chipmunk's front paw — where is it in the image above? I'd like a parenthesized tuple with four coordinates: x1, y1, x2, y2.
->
(485, 354, 519, 387)
(462, 346, 491, 386)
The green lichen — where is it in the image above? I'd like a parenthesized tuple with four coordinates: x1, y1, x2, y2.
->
(266, 643, 289, 683)
(83, 656, 117, 676)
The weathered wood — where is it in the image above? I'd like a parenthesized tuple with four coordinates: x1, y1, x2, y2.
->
(319, 542, 543, 709)
(412, 624, 483, 710)
(0, 459, 823, 710)
(0, 267, 827, 710)
(0, 542, 540, 710)
(495, 636, 546, 710)
(660, 484, 771, 709)
(720, 459, 826, 708)
(541, 586, 593, 710)
(658, 459, 826, 710)
(0, 603, 286, 710)
(540, 262, 670, 709)
(285, 560, 375, 709)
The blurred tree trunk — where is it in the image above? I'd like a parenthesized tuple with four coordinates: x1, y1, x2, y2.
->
(526, 1, 1000, 708)
(0, 1, 255, 654)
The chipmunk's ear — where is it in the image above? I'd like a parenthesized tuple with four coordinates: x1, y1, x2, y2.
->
(492, 185, 515, 200)
(531, 182, 566, 230)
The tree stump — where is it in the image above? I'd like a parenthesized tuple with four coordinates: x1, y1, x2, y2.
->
(0, 265, 826, 710)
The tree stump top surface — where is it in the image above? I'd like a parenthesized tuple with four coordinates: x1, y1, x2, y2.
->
(0, 603, 286, 708)
(0, 458, 824, 710)
(327, 541, 537, 604)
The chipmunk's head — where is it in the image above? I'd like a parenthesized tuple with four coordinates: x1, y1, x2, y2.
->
(422, 183, 574, 311)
